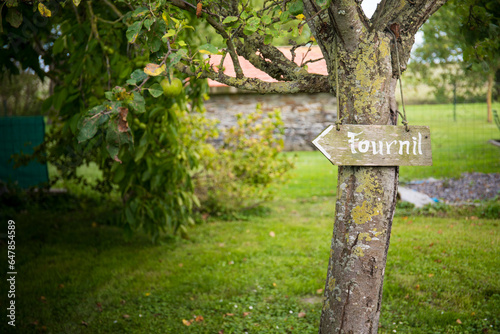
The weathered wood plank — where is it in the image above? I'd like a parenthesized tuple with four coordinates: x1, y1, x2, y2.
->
(312, 125, 432, 166)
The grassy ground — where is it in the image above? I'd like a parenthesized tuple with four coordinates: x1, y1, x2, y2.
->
(1, 102, 499, 333)
(398, 102, 499, 181)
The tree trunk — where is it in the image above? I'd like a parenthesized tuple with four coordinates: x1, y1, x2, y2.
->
(319, 30, 400, 334)
(487, 72, 493, 123)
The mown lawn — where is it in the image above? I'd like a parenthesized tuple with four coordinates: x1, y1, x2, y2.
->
(1, 103, 499, 333)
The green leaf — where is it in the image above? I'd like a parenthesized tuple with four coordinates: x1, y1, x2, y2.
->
(134, 132, 149, 162)
(132, 6, 149, 18)
(162, 29, 176, 43)
(126, 21, 143, 44)
(199, 43, 219, 55)
(148, 83, 163, 98)
(127, 69, 148, 85)
(289, 0, 304, 15)
(279, 10, 290, 22)
(6, 7, 22, 28)
(128, 93, 146, 113)
(222, 16, 238, 24)
(72, 0, 82, 6)
(77, 115, 101, 143)
(168, 50, 186, 66)
(247, 17, 260, 26)
(144, 18, 154, 31)
(261, 15, 272, 25)
(106, 121, 132, 162)
(149, 37, 161, 53)
(105, 91, 114, 100)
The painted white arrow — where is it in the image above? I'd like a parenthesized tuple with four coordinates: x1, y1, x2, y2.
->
(312, 124, 334, 160)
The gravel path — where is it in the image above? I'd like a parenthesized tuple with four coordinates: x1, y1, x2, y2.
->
(405, 172, 500, 203)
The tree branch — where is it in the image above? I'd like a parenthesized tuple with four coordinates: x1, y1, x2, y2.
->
(233, 34, 311, 82)
(175, 62, 330, 94)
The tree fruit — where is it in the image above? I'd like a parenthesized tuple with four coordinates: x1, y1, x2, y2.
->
(160, 78, 183, 97)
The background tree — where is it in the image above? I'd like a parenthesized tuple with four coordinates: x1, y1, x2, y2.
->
(410, 0, 499, 121)
(2, 0, 450, 332)
(1, 0, 293, 240)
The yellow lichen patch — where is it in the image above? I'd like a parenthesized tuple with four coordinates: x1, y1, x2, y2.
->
(359, 232, 372, 242)
(351, 34, 390, 116)
(327, 277, 336, 291)
(351, 200, 383, 225)
(353, 246, 365, 257)
(355, 169, 382, 197)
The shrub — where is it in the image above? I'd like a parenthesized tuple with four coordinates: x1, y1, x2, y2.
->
(192, 104, 294, 215)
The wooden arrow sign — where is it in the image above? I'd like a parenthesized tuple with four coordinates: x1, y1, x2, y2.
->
(312, 125, 432, 166)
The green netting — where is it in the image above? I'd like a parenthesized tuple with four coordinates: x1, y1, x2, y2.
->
(0, 116, 49, 188)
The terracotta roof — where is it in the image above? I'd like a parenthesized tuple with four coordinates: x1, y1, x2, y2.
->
(207, 45, 327, 87)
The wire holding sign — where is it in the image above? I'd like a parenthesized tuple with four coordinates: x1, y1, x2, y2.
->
(312, 125, 432, 166)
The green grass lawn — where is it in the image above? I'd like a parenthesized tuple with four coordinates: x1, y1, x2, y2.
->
(398, 102, 499, 181)
(1, 102, 499, 333)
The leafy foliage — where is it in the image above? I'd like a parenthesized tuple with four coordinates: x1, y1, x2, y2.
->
(409, 0, 500, 104)
(193, 106, 294, 214)
(1, 0, 298, 240)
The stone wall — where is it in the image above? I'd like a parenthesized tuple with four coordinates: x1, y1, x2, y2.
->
(204, 92, 337, 151)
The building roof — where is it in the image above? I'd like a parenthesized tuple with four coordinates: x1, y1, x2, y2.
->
(207, 45, 327, 88)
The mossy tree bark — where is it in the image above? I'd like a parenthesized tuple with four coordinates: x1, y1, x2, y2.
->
(302, 1, 448, 332)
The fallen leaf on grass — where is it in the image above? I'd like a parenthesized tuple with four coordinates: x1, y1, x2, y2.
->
(456, 319, 462, 324)
(298, 312, 306, 318)
(123, 314, 130, 319)
(120, 300, 126, 305)
(81, 321, 88, 327)
(40, 296, 47, 303)
(178, 263, 184, 267)
(428, 273, 434, 277)
(243, 312, 251, 317)
(437, 230, 442, 234)
(316, 288, 323, 294)
(182, 319, 192, 326)
(224, 313, 234, 317)
(219, 331, 224, 334)
(195, 315, 204, 322)
(415, 285, 420, 290)
(58, 284, 65, 289)
(273, 282, 277, 287)
(269, 231, 276, 237)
